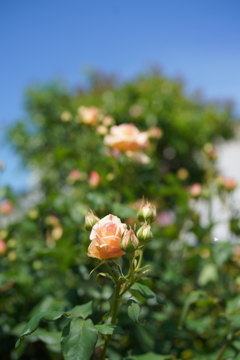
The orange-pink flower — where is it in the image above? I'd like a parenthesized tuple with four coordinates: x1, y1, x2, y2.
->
(87, 214, 126, 260)
(104, 123, 149, 152)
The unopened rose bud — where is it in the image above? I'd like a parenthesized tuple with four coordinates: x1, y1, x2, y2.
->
(0, 200, 14, 215)
(190, 183, 202, 197)
(203, 143, 218, 160)
(148, 126, 163, 139)
(60, 110, 72, 122)
(102, 115, 114, 127)
(85, 212, 100, 232)
(121, 229, 139, 253)
(136, 224, 153, 244)
(0, 239, 7, 254)
(137, 201, 156, 223)
(88, 171, 101, 188)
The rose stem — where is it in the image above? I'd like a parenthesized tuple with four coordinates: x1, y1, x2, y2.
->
(100, 281, 121, 360)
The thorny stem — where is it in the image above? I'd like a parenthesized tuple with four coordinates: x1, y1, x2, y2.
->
(100, 282, 121, 360)
(105, 263, 118, 283)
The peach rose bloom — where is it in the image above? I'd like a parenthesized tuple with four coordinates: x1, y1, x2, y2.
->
(88, 214, 126, 260)
(104, 123, 149, 152)
(78, 106, 99, 125)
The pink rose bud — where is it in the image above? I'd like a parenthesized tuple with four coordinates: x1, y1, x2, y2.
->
(96, 125, 108, 135)
(89, 171, 101, 188)
(148, 126, 163, 139)
(190, 183, 202, 197)
(85, 212, 100, 232)
(0, 238, 7, 254)
(68, 169, 82, 182)
(45, 215, 59, 226)
(0, 200, 14, 215)
(223, 178, 237, 192)
(121, 229, 139, 253)
(137, 200, 156, 223)
(102, 116, 114, 127)
(203, 143, 218, 160)
(136, 224, 153, 244)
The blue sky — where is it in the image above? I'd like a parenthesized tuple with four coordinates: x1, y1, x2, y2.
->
(1, 0, 240, 192)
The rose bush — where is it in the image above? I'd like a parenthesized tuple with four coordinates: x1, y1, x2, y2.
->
(2, 71, 240, 360)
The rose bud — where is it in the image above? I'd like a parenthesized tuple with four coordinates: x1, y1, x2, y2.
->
(121, 229, 139, 253)
(85, 212, 100, 232)
(137, 201, 156, 223)
(78, 106, 99, 126)
(0, 200, 14, 215)
(223, 178, 237, 192)
(0, 239, 7, 255)
(190, 183, 202, 197)
(136, 224, 153, 244)
(88, 171, 101, 188)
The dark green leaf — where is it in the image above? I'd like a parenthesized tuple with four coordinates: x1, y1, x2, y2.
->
(67, 301, 93, 319)
(15, 311, 70, 348)
(95, 324, 124, 335)
(61, 318, 98, 360)
(131, 283, 166, 305)
(128, 300, 145, 325)
(226, 294, 240, 314)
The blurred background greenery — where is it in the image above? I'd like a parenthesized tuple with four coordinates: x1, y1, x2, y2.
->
(1, 70, 240, 360)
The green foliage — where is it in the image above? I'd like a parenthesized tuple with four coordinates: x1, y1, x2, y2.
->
(1, 70, 240, 359)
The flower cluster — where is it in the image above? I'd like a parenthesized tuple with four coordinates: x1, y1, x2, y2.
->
(85, 200, 156, 260)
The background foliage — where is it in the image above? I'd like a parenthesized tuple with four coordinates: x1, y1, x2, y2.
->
(1, 70, 240, 360)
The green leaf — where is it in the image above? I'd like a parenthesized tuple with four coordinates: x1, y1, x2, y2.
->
(15, 311, 70, 348)
(180, 290, 207, 325)
(61, 318, 98, 360)
(128, 300, 145, 325)
(197, 264, 218, 286)
(226, 294, 240, 314)
(67, 301, 93, 319)
(95, 324, 124, 335)
(131, 283, 166, 305)
(124, 352, 172, 359)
